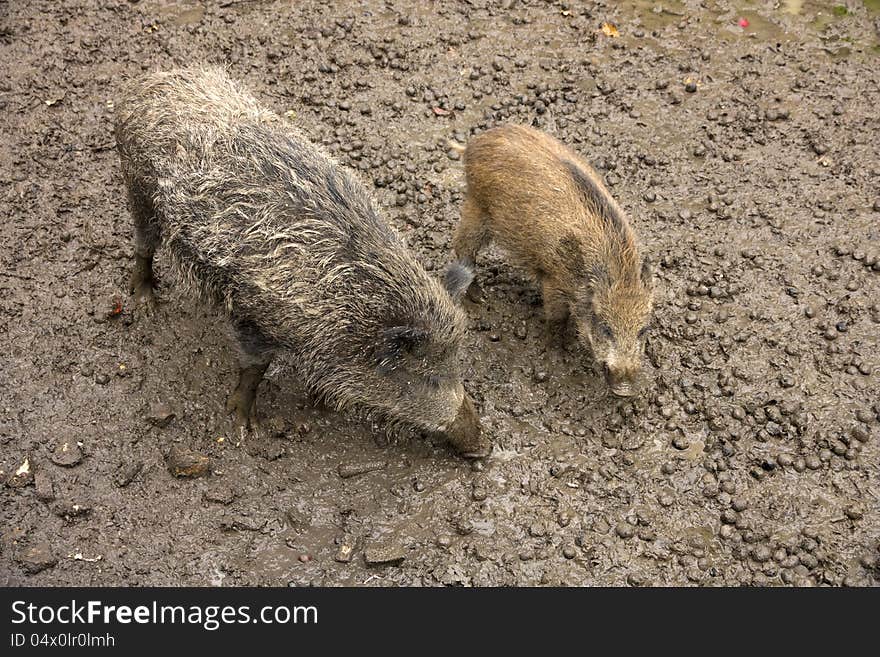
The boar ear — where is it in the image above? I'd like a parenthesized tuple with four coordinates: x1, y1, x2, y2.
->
(640, 258, 654, 289)
(442, 260, 474, 302)
(376, 325, 429, 369)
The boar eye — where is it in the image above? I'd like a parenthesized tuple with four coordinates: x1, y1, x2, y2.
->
(638, 325, 649, 338)
(598, 322, 613, 339)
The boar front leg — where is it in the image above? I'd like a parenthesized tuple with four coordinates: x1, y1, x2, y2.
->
(226, 321, 276, 430)
(124, 175, 161, 308)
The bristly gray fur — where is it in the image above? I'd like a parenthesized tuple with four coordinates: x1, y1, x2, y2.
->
(114, 67, 471, 433)
(443, 260, 475, 301)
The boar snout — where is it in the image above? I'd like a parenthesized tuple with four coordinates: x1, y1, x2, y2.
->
(603, 363, 640, 398)
(442, 395, 491, 458)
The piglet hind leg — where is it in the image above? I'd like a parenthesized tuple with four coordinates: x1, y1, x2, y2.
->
(452, 194, 491, 303)
(226, 322, 276, 431)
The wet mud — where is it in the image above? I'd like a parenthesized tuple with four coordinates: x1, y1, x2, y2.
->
(1, 0, 878, 586)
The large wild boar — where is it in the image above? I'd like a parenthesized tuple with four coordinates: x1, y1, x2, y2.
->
(451, 125, 654, 397)
(114, 67, 489, 457)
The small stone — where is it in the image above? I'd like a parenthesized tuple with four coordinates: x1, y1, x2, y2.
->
(529, 522, 546, 537)
(95, 373, 110, 385)
(146, 402, 175, 428)
(672, 435, 690, 450)
(52, 499, 92, 519)
(364, 544, 406, 566)
(6, 457, 34, 488)
(721, 509, 738, 524)
(204, 484, 235, 505)
(562, 545, 577, 559)
(335, 544, 354, 563)
(115, 460, 143, 488)
(752, 546, 772, 562)
(17, 543, 57, 574)
(268, 504, 302, 533)
(34, 469, 55, 502)
(779, 375, 795, 389)
(166, 445, 211, 478)
(50, 441, 83, 467)
(844, 506, 863, 521)
(615, 522, 635, 539)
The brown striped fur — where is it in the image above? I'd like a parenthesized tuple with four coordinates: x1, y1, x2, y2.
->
(452, 125, 653, 396)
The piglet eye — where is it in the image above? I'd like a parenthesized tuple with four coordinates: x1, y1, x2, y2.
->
(598, 323, 613, 339)
(638, 326, 649, 338)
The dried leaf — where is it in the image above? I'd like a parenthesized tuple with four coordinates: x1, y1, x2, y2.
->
(600, 22, 619, 38)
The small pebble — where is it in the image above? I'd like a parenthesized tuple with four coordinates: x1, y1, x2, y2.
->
(672, 435, 690, 450)
(16, 543, 57, 574)
(364, 544, 406, 566)
(166, 445, 211, 478)
(50, 441, 83, 468)
(615, 522, 635, 539)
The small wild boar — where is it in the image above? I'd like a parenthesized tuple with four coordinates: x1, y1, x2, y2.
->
(452, 125, 654, 397)
(114, 67, 489, 457)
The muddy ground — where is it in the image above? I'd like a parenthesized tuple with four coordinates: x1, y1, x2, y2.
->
(1, 0, 878, 587)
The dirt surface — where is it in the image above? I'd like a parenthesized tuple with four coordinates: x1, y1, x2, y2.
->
(1, 0, 879, 587)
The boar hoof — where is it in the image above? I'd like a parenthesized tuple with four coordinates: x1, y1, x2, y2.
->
(444, 429, 492, 459)
(465, 280, 484, 304)
(129, 275, 157, 313)
(226, 388, 259, 430)
(458, 441, 493, 460)
(129, 254, 157, 310)
(131, 282, 157, 312)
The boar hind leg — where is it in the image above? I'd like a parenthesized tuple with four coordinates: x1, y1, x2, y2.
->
(542, 281, 570, 346)
(226, 322, 276, 430)
(452, 194, 490, 302)
(125, 176, 160, 306)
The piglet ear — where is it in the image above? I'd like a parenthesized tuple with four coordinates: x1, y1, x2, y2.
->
(442, 260, 474, 302)
(640, 257, 654, 290)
